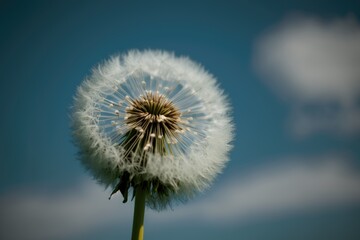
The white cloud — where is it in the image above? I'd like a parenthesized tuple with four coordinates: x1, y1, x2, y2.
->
(1, 157, 360, 239)
(0, 181, 133, 240)
(253, 15, 360, 136)
(153, 156, 360, 224)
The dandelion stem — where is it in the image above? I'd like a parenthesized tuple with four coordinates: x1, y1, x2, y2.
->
(131, 186, 146, 240)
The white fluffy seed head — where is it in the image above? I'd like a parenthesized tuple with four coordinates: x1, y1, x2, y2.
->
(71, 50, 234, 210)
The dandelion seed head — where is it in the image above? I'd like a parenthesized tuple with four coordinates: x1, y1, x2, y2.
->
(72, 50, 234, 210)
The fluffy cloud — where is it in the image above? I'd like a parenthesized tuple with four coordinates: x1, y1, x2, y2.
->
(1, 157, 360, 239)
(155, 156, 360, 224)
(254, 15, 360, 136)
(0, 182, 133, 240)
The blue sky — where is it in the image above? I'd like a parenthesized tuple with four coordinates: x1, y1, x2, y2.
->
(1, 0, 360, 239)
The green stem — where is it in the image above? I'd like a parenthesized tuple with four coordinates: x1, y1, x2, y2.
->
(131, 187, 146, 240)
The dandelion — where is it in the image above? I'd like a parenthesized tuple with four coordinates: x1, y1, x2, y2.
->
(72, 50, 233, 240)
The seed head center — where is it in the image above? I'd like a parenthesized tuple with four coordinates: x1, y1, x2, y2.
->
(124, 91, 183, 153)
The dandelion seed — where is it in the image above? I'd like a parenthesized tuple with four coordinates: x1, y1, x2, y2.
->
(71, 50, 233, 240)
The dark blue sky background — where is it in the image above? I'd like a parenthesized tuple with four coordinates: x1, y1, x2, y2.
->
(1, 1, 360, 239)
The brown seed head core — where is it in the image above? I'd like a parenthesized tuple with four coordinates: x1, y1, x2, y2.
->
(122, 91, 183, 155)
